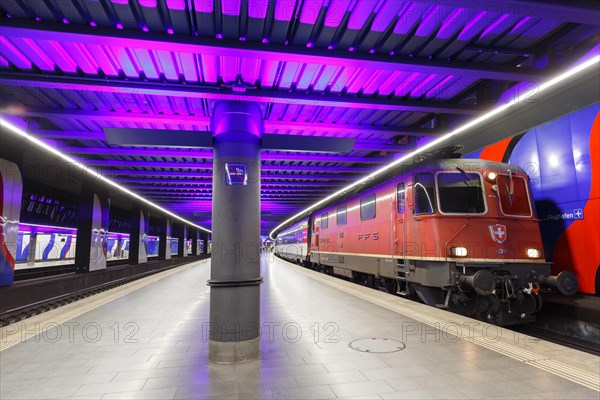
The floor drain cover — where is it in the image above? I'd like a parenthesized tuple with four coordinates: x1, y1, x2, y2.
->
(348, 338, 406, 353)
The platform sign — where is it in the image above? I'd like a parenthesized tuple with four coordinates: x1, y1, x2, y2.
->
(225, 163, 248, 186)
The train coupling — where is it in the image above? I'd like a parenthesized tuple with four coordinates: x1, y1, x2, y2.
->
(458, 270, 496, 296)
(537, 271, 578, 296)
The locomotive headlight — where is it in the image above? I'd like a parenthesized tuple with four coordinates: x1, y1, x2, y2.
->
(526, 248, 541, 258)
(486, 171, 497, 182)
(450, 246, 468, 257)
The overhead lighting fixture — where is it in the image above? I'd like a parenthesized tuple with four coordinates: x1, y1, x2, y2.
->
(269, 55, 600, 240)
(0, 119, 212, 233)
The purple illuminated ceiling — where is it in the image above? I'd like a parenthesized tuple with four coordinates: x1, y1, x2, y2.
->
(1, 0, 598, 234)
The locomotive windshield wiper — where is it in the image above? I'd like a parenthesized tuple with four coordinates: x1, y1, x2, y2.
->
(456, 166, 478, 187)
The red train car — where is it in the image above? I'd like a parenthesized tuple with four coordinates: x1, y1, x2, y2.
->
(275, 159, 577, 325)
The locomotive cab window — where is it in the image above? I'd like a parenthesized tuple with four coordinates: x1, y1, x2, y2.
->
(321, 213, 329, 229)
(360, 194, 376, 221)
(497, 174, 532, 216)
(414, 173, 436, 214)
(397, 183, 406, 213)
(437, 172, 486, 214)
(337, 205, 347, 225)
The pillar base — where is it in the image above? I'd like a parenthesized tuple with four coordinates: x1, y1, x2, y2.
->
(208, 338, 260, 364)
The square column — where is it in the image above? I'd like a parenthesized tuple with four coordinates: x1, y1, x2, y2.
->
(209, 101, 263, 363)
(75, 185, 110, 273)
(129, 205, 149, 265)
(177, 224, 188, 258)
(0, 158, 23, 286)
(191, 229, 199, 256)
(158, 217, 172, 260)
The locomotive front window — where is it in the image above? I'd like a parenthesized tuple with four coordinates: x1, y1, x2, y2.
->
(414, 173, 436, 214)
(437, 172, 486, 214)
(497, 174, 532, 216)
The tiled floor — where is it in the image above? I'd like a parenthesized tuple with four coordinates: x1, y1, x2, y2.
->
(1, 254, 598, 399)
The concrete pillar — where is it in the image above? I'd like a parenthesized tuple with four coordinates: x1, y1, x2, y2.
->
(26, 229, 37, 267)
(201, 231, 210, 255)
(158, 217, 172, 260)
(208, 101, 263, 363)
(0, 158, 23, 286)
(177, 224, 188, 258)
(129, 205, 149, 265)
(191, 229, 199, 256)
(75, 185, 110, 273)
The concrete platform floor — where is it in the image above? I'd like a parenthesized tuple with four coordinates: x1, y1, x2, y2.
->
(1, 254, 598, 399)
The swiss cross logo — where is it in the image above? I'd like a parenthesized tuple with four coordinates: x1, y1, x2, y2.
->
(489, 224, 507, 244)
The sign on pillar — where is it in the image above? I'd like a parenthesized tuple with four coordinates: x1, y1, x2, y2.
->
(0, 159, 23, 286)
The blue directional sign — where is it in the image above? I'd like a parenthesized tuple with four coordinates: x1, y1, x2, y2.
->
(225, 163, 248, 186)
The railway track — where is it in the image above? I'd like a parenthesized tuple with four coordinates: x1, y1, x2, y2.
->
(514, 323, 600, 356)
(276, 254, 600, 356)
(0, 256, 207, 327)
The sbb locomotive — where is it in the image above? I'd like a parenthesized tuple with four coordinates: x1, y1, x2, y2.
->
(274, 159, 577, 325)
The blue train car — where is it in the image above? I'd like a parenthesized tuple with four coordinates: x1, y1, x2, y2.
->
(469, 103, 599, 294)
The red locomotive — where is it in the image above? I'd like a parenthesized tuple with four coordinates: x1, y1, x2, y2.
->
(275, 158, 577, 325)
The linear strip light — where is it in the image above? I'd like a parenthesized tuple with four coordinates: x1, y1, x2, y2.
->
(0, 119, 212, 234)
(19, 222, 76, 231)
(269, 54, 600, 240)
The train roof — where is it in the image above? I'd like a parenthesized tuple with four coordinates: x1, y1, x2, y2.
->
(413, 159, 528, 175)
(274, 155, 529, 237)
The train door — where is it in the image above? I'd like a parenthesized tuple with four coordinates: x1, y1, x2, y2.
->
(312, 217, 320, 266)
(394, 182, 409, 295)
(306, 217, 313, 263)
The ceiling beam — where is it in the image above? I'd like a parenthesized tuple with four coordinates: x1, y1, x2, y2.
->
(104, 171, 361, 181)
(0, 19, 549, 81)
(104, 128, 358, 153)
(1, 72, 482, 115)
(31, 121, 443, 138)
(406, 0, 600, 26)
(101, 164, 371, 174)
(127, 186, 329, 193)
(113, 178, 346, 187)
(12, 108, 211, 125)
(60, 146, 398, 164)
(31, 129, 421, 149)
